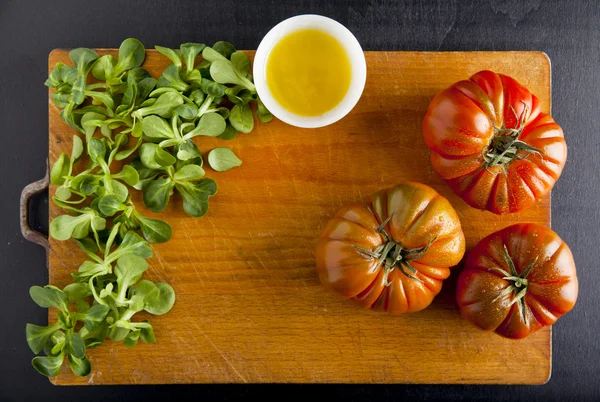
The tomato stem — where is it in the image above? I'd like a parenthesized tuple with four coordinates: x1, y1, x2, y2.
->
(490, 245, 539, 324)
(483, 103, 544, 174)
(353, 216, 437, 286)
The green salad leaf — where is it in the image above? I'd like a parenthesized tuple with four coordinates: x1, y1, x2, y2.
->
(208, 148, 242, 172)
(34, 36, 272, 379)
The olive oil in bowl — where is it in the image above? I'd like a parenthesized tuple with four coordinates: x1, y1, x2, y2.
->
(254, 15, 366, 128)
(266, 29, 352, 117)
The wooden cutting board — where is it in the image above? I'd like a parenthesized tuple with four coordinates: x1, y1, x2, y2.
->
(47, 50, 552, 385)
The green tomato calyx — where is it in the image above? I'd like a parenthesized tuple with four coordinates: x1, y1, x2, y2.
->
(489, 245, 538, 324)
(484, 103, 543, 173)
(353, 214, 436, 286)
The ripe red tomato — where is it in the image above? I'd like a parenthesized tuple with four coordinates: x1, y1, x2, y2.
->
(316, 182, 465, 314)
(422, 70, 567, 214)
(456, 223, 578, 339)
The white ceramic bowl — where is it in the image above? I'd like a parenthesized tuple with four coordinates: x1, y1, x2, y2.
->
(253, 14, 367, 128)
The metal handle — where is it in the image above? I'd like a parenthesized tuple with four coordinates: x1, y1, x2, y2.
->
(20, 162, 50, 249)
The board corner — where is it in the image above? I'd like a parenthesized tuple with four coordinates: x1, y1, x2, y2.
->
(533, 51, 551, 72)
(48, 49, 68, 65)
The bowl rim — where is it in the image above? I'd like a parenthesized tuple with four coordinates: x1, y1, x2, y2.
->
(253, 14, 367, 128)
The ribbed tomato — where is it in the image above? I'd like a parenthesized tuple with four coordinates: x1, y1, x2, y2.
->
(316, 182, 465, 314)
(422, 70, 567, 214)
(456, 223, 578, 339)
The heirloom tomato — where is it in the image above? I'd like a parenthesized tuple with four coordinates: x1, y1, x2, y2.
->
(456, 223, 578, 339)
(423, 70, 567, 214)
(316, 182, 465, 314)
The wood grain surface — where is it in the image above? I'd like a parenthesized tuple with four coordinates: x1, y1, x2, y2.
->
(48, 50, 551, 385)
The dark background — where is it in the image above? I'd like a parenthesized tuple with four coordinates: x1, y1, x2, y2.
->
(1, 0, 598, 400)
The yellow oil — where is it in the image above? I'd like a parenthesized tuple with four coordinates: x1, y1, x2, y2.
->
(266, 29, 352, 116)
